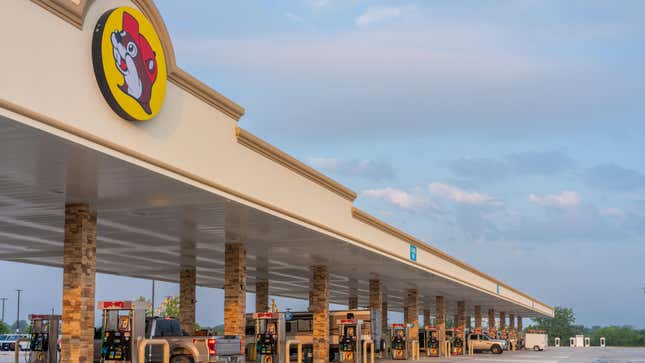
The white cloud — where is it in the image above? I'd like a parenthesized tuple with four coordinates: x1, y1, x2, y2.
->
(285, 12, 304, 23)
(361, 187, 425, 209)
(528, 190, 581, 207)
(429, 182, 497, 205)
(355, 5, 412, 27)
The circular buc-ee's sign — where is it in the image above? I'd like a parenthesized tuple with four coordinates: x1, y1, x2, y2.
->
(92, 7, 167, 121)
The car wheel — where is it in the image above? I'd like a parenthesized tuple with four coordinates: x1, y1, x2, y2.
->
(170, 355, 194, 363)
(533, 345, 540, 351)
(491, 345, 502, 354)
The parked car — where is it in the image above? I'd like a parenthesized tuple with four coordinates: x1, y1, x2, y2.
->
(0, 335, 9, 350)
(2, 334, 30, 351)
(468, 333, 506, 354)
(94, 317, 243, 363)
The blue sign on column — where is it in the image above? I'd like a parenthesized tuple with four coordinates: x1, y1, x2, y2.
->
(410, 245, 417, 261)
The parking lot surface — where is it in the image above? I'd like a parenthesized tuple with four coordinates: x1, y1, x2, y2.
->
(1, 347, 645, 363)
(376, 347, 645, 363)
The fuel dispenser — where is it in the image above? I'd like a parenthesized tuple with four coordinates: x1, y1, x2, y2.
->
(97, 300, 146, 363)
(27, 314, 61, 363)
(253, 312, 285, 363)
(554, 337, 560, 347)
(450, 328, 464, 356)
(423, 326, 439, 357)
(600, 336, 606, 348)
(389, 324, 408, 360)
(338, 319, 362, 363)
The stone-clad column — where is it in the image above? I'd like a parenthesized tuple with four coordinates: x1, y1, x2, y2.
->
(369, 279, 385, 352)
(224, 243, 246, 344)
(509, 313, 516, 339)
(487, 309, 496, 337)
(61, 204, 97, 363)
(457, 301, 466, 354)
(474, 306, 482, 331)
(368, 280, 382, 310)
(256, 280, 269, 312)
(179, 267, 196, 334)
(311, 265, 329, 363)
(381, 300, 388, 340)
(405, 289, 419, 341)
(517, 316, 523, 335)
(435, 296, 445, 355)
(348, 296, 358, 310)
(457, 301, 465, 329)
(499, 312, 506, 339)
(423, 308, 431, 327)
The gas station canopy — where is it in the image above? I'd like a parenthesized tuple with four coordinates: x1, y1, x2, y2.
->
(0, 0, 553, 319)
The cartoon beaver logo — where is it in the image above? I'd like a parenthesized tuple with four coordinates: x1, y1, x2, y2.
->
(92, 7, 167, 121)
(110, 12, 158, 114)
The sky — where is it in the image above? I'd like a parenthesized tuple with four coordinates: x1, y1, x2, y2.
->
(2, 0, 644, 329)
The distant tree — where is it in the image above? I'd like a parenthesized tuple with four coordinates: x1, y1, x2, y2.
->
(155, 296, 179, 318)
(528, 306, 577, 346)
(10, 320, 29, 333)
(212, 324, 224, 335)
(0, 321, 9, 334)
(591, 326, 645, 347)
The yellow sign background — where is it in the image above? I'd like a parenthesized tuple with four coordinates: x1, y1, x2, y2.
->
(95, 7, 166, 121)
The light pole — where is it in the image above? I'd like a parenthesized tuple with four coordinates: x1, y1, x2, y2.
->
(15, 289, 22, 333)
(0, 297, 7, 322)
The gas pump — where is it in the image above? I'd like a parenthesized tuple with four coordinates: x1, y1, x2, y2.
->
(98, 300, 146, 363)
(423, 326, 439, 357)
(338, 319, 362, 363)
(389, 324, 407, 360)
(450, 328, 464, 356)
(27, 314, 61, 363)
(254, 312, 285, 363)
(487, 326, 496, 340)
(600, 336, 606, 348)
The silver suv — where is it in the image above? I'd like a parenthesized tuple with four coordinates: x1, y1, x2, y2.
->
(468, 333, 506, 354)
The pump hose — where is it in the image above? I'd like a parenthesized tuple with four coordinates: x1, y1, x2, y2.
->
(453, 337, 463, 348)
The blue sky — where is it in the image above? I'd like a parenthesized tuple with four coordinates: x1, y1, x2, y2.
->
(2, 0, 644, 328)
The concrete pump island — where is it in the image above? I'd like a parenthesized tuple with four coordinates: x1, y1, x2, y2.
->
(0, 1, 557, 363)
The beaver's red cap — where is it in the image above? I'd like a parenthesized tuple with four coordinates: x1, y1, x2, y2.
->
(122, 12, 158, 84)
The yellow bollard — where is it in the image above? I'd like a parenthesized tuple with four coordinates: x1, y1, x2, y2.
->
(363, 339, 374, 363)
(286, 340, 303, 363)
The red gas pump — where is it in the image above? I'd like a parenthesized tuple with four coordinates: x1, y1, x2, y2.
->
(97, 300, 146, 363)
(451, 328, 464, 356)
(423, 326, 439, 357)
